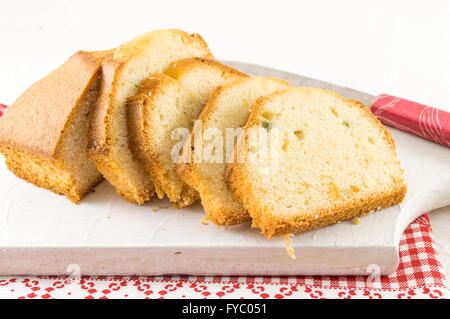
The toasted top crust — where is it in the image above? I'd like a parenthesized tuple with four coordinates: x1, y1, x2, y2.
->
(0, 51, 101, 158)
(89, 29, 213, 150)
(164, 57, 247, 80)
(89, 49, 115, 63)
(112, 31, 210, 64)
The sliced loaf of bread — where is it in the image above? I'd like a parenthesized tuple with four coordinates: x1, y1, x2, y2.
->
(88, 29, 213, 204)
(127, 58, 247, 207)
(177, 77, 290, 225)
(0, 51, 103, 203)
(227, 87, 407, 237)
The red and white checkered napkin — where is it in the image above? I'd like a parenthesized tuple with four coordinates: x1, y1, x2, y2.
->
(0, 215, 447, 299)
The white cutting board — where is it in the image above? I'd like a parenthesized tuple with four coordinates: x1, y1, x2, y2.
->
(1, 58, 450, 276)
(0, 127, 449, 276)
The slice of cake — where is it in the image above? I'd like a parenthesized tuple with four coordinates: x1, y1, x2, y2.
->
(0, 51, 103, 203)
(88, 29, 213, 204)
(127, 58, 247, 207)
(227, 87, 407, 237)
(177, 77, 290, 225)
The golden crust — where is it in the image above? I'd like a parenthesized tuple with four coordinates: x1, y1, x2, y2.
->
(177, 77, 290, 226)
(0, 51, 104, 202)
(1, 145, 104, 204)
(87, 30, 213, 204)
(164, 57, 247, 80)
(112, 31, 212, 64)
(177, 139, 249, 225)
(0, 51, 100, 158)
(227, 87, 407, 238)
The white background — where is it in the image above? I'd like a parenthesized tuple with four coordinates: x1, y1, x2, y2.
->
(1, 0, 450, 280)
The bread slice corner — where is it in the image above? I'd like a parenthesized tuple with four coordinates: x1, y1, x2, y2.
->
(227, 87, 407, 237)
(0, 51, 104, 203)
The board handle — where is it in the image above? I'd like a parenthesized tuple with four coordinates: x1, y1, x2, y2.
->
(371, 94, 450, 147)
(395, 175, 450, 245)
